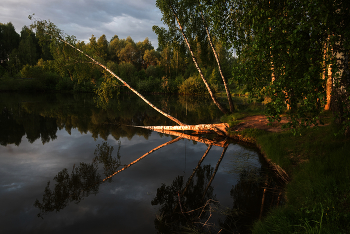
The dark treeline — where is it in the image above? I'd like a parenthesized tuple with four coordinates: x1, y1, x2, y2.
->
(0, 22, 234, 95)
(0, 92, 229, 146)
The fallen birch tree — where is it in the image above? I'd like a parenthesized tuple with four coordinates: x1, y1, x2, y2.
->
(30, 17, 229, 135)
(134, 123, 229, 137)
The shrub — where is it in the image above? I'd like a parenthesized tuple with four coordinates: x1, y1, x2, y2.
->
(137, 76, 160, 93)
(56, 77, 74, 91)
(20, 64, 43, 79)
(145, 65, 162, 79)
(0, 65, 6, 77)
(179, 75, 217, 95)
(160, 76, 182, 93)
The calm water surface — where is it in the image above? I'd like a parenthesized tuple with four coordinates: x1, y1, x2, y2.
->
(0, 93, 283, 233)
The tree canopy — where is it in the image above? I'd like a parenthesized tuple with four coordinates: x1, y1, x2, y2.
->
(211, 0, 350, 133)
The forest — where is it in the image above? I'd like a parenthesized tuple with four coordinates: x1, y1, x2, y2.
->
(1, 0, 350, 233)
(1, 0, 349, 134)
(0, 21, 233, 96)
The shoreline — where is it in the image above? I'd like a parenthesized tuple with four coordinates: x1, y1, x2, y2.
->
(225, 115, 350, 233)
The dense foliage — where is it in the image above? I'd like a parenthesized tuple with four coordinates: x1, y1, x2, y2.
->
(0, 18, 233, 96)
(210, 0, 350, 132)
(1, 0, 350, 132)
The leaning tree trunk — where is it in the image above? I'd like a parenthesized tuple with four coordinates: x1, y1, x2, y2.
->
(53, 36, 185, 126)
(200, 11, 235, 113)
(169, 4, 228, 114)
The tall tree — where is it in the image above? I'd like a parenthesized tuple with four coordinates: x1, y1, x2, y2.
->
(155, 0, 229, 114)
(118, 36, 138, 65)
(197, 3, 235, 112)
(143, 49, 159, 68)
(109, 35, 123, 63)
(18, 26, 38, 66)
(0, 22, 20, 70)
(136, 37, 154, 69)
(155, 0, 235, 113)
(96, 34, 109, 61)
(212, 0, 350, 133)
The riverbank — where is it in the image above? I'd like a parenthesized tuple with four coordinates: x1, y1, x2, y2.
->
(225, 114, 350, 233)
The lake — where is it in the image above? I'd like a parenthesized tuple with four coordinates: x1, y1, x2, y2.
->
(0, 92, 283, 233)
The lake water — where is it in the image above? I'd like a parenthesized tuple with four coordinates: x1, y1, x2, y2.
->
(0, 92, 283, 233)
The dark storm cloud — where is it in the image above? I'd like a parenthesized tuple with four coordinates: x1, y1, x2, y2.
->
(0, 0, 163, 47)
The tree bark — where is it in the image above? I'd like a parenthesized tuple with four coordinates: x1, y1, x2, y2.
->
(323, 38, 332, 111)
(137, 127, 229, 147)
(169, 4, 228, 114)
(134, 123, 229, 137)
(200, 11, 235, 113)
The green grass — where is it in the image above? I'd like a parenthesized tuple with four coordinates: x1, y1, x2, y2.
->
(251, 123, 350, 233)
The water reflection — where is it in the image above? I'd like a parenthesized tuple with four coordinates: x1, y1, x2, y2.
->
(149, 139, 284, 233)
(33, 133, 228, 220)
(219, 169, 284, 233)
(0, 92, 223, 146)
(151, 144, 226, 233)
(0, 92, 283, 233)
(34, 141, 122, 218)
(152, 164, 217, 233)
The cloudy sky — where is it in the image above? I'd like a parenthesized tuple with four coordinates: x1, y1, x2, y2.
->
(0, 0, 165, 48)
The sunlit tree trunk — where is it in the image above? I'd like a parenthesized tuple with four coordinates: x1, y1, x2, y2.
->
(136, 123, 229, 137)
(323, 37, 333, 111)
(200, 11, 234, 113)
(169, 4, 228, 114)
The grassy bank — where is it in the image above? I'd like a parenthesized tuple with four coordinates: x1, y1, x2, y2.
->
(228, 117, 350, 233)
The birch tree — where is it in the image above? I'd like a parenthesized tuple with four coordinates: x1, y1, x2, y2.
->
(212, 0, 350, 133)
(30, 17, 185, 126)
(155, 0, 229, 114)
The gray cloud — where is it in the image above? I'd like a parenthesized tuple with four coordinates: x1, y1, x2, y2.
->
(0, 0, 164, 47)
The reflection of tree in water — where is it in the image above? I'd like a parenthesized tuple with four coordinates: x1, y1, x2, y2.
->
(34, 141, 121, 218)
(0, 107, 25, 146)
(0, 106, 57, 145)
(1, 93, 224, 146)
(151, 164, 218, 233)
(219, 168, 284, 234)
